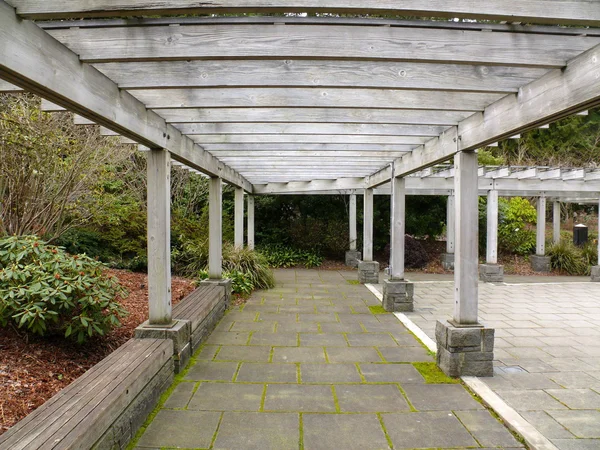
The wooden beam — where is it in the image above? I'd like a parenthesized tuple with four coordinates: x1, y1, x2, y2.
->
(367, 43, 600, 186)
(201, 144, 416, 152)
(173, 123, 447, 136)
(189, 135, 428, 145)
(0, 79, 22, 92)
(158, 108, 472, 125)
(0, 1, 252, 192)
(96, 60, 547, 93)
(46, 24, 599, 67)
(11, 1, 600, 26)
(209, 151, 406, 158)
(131, 88, 501, 111)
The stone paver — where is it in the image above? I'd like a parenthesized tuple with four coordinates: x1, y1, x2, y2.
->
(134, 269, 524, 449)
(374, 274, 600, 450)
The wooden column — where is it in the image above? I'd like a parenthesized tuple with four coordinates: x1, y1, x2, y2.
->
(390, 176, 406, 280)
(234, 186, 244, 248)
(453, 151, 479, 325)
(363, 188, 374, 261)
(553, 201, 561, 244)
(486, 190, 499, 264)
(209, 177, 223, 279)
(247, 195, 255, 250)
(597, 198, 600, 266)
(447, 193, 455, 254)
(147, 149, 172, 325)
(537, 197, 547, 256)
(349, 193, 357, 251)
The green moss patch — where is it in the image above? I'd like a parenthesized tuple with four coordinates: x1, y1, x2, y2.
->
(347, 280, 360, 285)
(368, 305, 389, 314)
(412, 362, 459, 384)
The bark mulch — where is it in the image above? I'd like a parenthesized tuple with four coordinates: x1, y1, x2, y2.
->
(0, 269, 195, 435)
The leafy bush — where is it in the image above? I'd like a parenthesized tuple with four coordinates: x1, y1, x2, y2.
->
(0, 236, 128, 342)
(404, 236, 429, 269)
(546, 240, 588, 275)
(581, 242, 598, 267)
(498, 197, 537, 255)
(259, 245, 324, 268)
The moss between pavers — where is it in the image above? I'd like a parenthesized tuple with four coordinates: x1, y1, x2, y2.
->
(412, 362, 460, 384)
(347, 280, 360, 285)
(368, 305, 389, 314)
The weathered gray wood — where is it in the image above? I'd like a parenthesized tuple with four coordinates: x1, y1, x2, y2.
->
(208, 151, 409, 158)
(363, 188, 374, 262)
(158, 108, 472, 125)
(190, 134, 428, 145)
(0, 79, 22, 92)
(0, 2, 251, 192)
(209, 177, 223, 279)
(536, 196, 547, 256)
(132, 88, 501, 111)
(147, 149, 172, 325)
(201, 144, 416, 152)
(486, 189, 499, 265)
(454, 151, 479, 325)
(349, 193, 357, 251)
(96, 60, 547, 93)
(173, 122, 447, 137)
(389, 174, 406, 280)
(553, 201, 561, 244)
(234, 187, 244, 248)
(446, 193, 455, 254)
(13, 1, 600, 26)
(46, 24, 599, 67)
(247, 195, 255, 250)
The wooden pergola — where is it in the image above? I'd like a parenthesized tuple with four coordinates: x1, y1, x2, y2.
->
(2, 1, 600, 377)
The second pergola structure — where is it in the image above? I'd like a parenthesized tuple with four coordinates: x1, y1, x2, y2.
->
(2, 0, 600, 376)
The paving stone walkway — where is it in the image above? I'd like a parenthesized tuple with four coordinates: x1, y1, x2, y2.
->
(374, 275, 600, 450)
(133, 269, 522, 450)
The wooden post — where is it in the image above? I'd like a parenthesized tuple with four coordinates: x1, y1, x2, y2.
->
(447, 193, 455, 254)
(597, 198, 600, 266)
(234, 186, 244, 248)
(147, 149, 172, 325)
(537, 197, 547, 256)
(363, 188, 374, 262)
(247, 195, 255, 250)
(453, 151, 479, 325)
(390, 176, 406, 280)
(209, 177, 223, 279)
(553, 201, 561, 244)
(486, 190, 499, 264)
(349, 193, 357, 251)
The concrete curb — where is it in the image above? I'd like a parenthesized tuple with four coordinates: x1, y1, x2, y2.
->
(364, 283, 559, 450)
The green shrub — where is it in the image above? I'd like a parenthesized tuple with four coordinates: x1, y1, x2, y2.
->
(581, 242, 598, 267)
(258, 244, 324, 268)
(0, 236, 128, 342)
(546, 240, 588, 275)
(498, 197, 537, 255)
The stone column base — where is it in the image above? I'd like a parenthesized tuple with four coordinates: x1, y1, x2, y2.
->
(479, 264, 504, 283)
(201, 278, 233, 306)
(440, 253, 455, 270)
(135, 320, 190, 373)
(382, 279, 414, 312)
(345, 250, 361, 268)
(358, 261, 380, 284)
(591, 266, 600, 282)
(435, 320, 495, 378)
(530, 255, 551, 273)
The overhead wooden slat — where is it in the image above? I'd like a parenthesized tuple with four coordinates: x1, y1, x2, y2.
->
(46, 24, 600, 68)
(209, 151, 405, 158)
(130, 88, 502, 111)
(0, 79, 22, 92)
(172, 123, 448, 136)
(0, 1, 251, 191)
(9, 0, 600, 26)
(201, 144, 416, 152)
(157, 108, 473, 125)
(95, 60, 548, 93)
(188, 135, 428, 145)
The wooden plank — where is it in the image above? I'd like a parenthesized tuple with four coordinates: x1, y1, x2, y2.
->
(0, 2, 251, 192)
(210, 151, 407, 158)
(46, 24, 599, 67)
(96, 60, 548, 93)
(131, 88, 501, 111)
(201, 144, 417, 152)
(0, 79, 23, 92)
(11, 1, 600, 26)
(173, 122, 447, 136)
(157, 108, 472, 125)
(189, 134, 428, 145)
